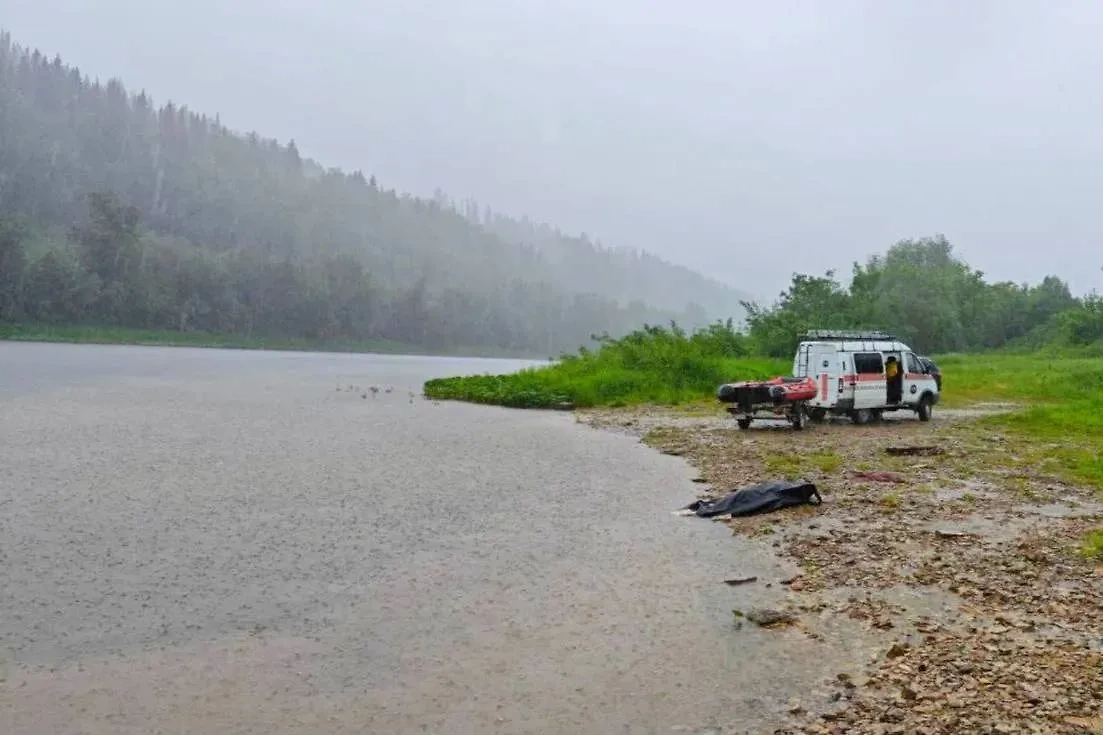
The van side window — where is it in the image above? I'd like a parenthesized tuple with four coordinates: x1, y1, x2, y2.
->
(853, 352, 884, 374)
(905, 353, 921, 374)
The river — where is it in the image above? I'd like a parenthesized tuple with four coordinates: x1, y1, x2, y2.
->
(0, 342, 853, 734)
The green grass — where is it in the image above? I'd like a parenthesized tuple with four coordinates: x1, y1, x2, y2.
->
(424, 325, 1103, 489)
(936, 350, 1103, 488)
(763, 453, 803, 479)
(424, 325, 787, 409)
(879, 492, 902, 511)
(935, 350, 1103, 410)
(1080, 528, 1103, 562)
(760, 450, 841, 479)
(808, 451, 843, 474)
(0, 323, 537, 359)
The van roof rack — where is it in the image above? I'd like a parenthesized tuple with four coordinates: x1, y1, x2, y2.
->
(801, 329, 898, 341)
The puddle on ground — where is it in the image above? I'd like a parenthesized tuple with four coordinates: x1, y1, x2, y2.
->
(937, 403, 1019, 420)
(1031, 624, 1103, 652)
(819, 584, 964, 623)
(1027, 500, 1103, 519)
(786, 515, 850, 539)
(933, 478, 1000, 502)
(921, 514, 1043, 543)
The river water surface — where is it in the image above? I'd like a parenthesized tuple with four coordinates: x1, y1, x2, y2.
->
(0, 343, 860, 734)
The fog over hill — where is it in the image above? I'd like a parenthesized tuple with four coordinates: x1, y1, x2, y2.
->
(5, 0, 1103, 301)
(0, 30, 750, 354)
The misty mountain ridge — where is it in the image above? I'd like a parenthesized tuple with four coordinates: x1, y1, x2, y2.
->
(0, 31, 748, 330)
(458, 198, 750, 317)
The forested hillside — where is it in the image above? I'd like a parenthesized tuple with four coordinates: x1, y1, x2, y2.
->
(0, 32, 746, 355)
(472, 207, 737, 318)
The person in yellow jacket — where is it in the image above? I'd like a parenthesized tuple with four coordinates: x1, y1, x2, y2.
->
(885, 356, 902, 403)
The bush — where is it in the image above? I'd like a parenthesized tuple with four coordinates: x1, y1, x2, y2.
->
(424, 322, 787, 408)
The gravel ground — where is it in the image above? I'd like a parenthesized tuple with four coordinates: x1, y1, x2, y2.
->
(592, 406, 1103, 734)
(0, 343, 873, 735)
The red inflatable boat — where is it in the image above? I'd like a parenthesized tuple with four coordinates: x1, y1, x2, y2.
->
(716, 376, 818, 430)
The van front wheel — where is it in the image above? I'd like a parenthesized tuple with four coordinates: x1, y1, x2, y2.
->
(849, 409, 872, 425)
(917, 395, 933, 422)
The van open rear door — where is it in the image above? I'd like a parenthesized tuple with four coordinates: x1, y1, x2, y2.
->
(807, 344, 838, 408)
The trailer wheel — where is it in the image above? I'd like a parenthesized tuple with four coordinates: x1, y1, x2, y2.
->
(917, 395, 933, 422)
(737, 417, 752, 430)
(807, 408, 827, 423)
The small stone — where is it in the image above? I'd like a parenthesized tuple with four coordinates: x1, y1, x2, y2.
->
(746, 608, 797, 628)
(886, 642, 910, 659)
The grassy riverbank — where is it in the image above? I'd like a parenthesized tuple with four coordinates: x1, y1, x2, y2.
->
(0, 324, 541, 359)
(934, 351, 1103, 487)
(424, 324, 785, 408)
(561, 336, 1103, 730)
(425, 325, 1103, 487)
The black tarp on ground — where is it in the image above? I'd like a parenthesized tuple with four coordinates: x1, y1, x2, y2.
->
(685, 480, 822, 518)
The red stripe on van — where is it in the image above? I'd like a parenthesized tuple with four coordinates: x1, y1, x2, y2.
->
(842, 374, 883, 383)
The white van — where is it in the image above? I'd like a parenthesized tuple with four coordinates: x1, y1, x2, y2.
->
(792, 330, 941, 424)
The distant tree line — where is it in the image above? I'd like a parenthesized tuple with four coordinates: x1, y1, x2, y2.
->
(741, 235, 1101, 356)
(0, 195, 709, 354)
(0, 32, 744, 355)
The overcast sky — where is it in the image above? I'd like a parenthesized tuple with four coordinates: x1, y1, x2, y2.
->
(5, 0, 1103, 300)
